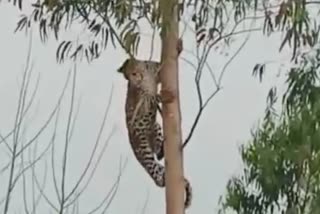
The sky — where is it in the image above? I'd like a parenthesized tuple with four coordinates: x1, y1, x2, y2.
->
(0, 2, 292, 214)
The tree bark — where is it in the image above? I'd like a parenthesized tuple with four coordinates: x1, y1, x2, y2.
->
(159, 1, 185, 214)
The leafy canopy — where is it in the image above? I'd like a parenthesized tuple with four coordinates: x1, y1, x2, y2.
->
(220, 45, 320, 214)
(9, 0, 320, 63)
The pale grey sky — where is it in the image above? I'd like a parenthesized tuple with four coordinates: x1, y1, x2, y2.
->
(0, 2, 291, 214)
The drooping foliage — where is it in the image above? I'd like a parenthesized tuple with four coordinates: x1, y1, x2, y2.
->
(8, 0, 320, 63)
(219, 45, 320, 214)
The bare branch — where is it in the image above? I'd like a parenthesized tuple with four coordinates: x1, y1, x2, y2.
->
(15, 68, 72, 158)
(51, 107, 62, 204)
(182, 15, 256, 148)
(59, 63, 78, 214)
(87, 156, 127, 214)
(100, 156, 128, 214)
(64, 85, 114, 203)
(30, 138, 49, 214)
(0, 72, 41, 149)
(64, 125, 116, 208)
(32, 160, 59, 212)
(3, 34, 33, 214)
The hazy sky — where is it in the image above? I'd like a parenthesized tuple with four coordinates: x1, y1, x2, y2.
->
(0, 2, 292, 214)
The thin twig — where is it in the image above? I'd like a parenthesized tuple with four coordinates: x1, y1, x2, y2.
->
(100, 156, 128, 214)
(64, 85, 115, 205)
(32, 160, 59, 212)
(182, 16, 257, 149)
(51, 106, 62, 204)
(3, 34, 33, 214)
(59, 64, 77, 214)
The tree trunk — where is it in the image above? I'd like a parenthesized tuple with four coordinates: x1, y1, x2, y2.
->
(159, 1, 185, 214)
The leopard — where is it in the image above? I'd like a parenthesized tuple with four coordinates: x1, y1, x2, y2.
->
(117, 57, 192, 209)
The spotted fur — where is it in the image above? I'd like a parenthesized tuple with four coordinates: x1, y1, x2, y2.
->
(117, 58, 192, 209)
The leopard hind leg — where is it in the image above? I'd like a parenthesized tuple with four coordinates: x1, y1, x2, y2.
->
(150, 122, 164, 161)
(133, 131, 165, 187)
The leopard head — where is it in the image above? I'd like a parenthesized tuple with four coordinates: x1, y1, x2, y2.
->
(117, 58, 161, 95)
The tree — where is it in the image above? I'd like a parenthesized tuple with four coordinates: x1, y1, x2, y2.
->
(11, 1, 261, 213)
(5, 0, 320, 213)
(159, 0, 185, 213)
(219, 43, 320, 214)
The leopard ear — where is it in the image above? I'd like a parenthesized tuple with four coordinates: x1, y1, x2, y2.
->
(117, 59, 130, 79)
